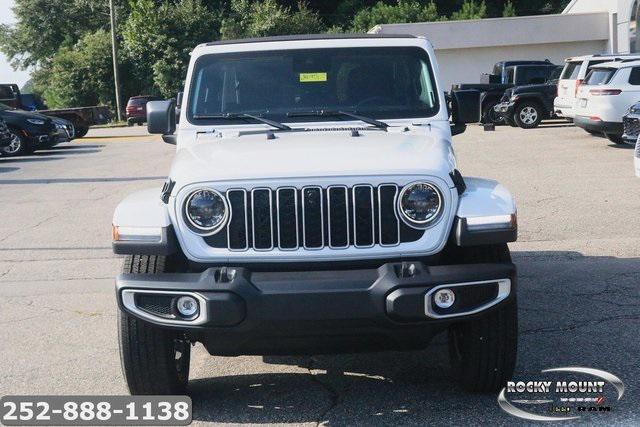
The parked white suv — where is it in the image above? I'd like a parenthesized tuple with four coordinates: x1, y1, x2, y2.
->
(574, 60, 640, 144)
(554, 54, 640, 119)
(112, 34, 518, 395)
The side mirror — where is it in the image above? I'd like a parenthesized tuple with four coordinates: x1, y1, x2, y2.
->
(451, 89, 481, 123)
(147, 100, 176, 137)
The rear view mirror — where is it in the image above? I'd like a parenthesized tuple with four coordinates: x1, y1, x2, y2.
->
(147, 100, 176, 136)
(451, 89, 481, 124)
(176, 92, 184, 108)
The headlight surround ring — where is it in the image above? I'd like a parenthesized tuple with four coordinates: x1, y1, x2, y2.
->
(183, 188, 229, 235)
(397, 181, 443, 229)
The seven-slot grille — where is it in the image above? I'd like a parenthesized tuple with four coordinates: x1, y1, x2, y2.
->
(203, 185, 425, 251)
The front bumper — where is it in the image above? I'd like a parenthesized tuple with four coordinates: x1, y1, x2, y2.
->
(574, 115, 623, 136)
(554, 98, 575, 119)
(116, 261, 516, 355)
(495, 101, 516, 122)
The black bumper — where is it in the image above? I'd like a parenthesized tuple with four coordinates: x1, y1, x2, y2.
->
(574, 116, 623, 135)
(116, 262, 516, 356)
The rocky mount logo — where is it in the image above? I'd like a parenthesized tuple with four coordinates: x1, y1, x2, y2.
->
(497, 367, 625, 421)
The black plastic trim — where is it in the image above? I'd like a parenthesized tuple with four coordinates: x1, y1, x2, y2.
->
(453, 217, 517, 247)
(112, 225, 178, 255)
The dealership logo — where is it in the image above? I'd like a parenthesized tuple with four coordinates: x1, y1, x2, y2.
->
(498, 367, 625, 421)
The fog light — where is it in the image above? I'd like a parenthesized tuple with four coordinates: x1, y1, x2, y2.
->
(176, 296, 199, 317)
(434, 289, 455, 309)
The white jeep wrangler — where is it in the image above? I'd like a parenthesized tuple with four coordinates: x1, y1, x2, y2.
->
(112, 34, 518, 395)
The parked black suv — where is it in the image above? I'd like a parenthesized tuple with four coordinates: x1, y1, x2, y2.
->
(494, 66, 563, 128)
(0, 103, 59, 156)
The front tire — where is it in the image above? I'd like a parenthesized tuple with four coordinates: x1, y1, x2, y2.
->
(1, 130, 31, 156)
(514, 102, 543, 129)
(447, 244, 518, 392)
(482, 101, 504, 125)
(118, 255, 191, 395)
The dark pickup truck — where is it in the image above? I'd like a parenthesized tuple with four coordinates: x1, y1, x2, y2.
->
(452, 60, 558, 124)
(0, 84, 111, 138)
(494, 66, 563, 129)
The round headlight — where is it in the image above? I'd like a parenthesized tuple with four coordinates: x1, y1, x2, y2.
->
(398, 182, 442, 228)
(184, 189, 228, 234)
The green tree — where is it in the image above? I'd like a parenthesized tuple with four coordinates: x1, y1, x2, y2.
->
(122, 0, 220, 97)
(351, 1, 441, 32)
(502, 1, 516, 17)
(220, 0, 325, 39)
(40, 30, 138, 108)
(450, 0, 487, 20)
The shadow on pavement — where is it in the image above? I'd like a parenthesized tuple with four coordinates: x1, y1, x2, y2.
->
(0, 166, 20, 173)
(186, 251, 639, 424)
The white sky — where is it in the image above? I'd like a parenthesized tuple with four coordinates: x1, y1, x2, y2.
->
(0, 0, 31, 87)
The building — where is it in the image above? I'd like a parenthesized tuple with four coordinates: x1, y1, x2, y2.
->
(370, 0, 640, 90)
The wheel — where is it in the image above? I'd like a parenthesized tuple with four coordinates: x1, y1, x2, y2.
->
(605, 133, 628, 145)
(75, 125, 89, 138)
(513, 102, 543, 129)
(127, 119, 134, 127)
(482, 101, 504, 125)
(1, 129, 31, 156)
(447, 244, 518, 393)
(118, 255, 191, 395)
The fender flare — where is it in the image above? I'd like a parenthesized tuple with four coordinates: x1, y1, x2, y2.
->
(453, 177, 517, 246)
(112, 188, 178, 255)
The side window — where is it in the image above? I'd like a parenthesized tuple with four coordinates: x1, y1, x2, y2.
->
(629, 67, 640, 85)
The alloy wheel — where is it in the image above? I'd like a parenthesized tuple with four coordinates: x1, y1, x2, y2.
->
(2, 133, 22, 155)
(519, 107, 538, 125)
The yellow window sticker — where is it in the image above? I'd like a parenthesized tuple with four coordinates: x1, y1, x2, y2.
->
(299, 72, 327, 82)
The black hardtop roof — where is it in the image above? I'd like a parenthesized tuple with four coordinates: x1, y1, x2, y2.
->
(204, 33, 417, 47)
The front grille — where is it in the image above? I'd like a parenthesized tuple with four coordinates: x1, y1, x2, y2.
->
(624, 117, 640, 140)
(204, 184, 425, 251)
(135, 294, 174, 318)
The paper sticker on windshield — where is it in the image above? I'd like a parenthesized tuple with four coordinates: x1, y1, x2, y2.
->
(299, 72, 327, 82)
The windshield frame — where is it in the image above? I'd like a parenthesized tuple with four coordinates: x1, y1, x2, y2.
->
(185, 46, 441, 127)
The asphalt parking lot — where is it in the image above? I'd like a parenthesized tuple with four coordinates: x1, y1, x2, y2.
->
(0, 122, 638, 426)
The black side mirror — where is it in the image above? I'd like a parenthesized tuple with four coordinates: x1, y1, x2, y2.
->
(450, 89, 481, 136)
(147, 100, 176, 140)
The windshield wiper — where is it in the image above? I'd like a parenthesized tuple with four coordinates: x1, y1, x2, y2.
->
(192, 113, 291, 131)
(286, 110, 389, 129)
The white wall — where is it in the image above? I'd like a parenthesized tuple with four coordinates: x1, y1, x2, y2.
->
(435, 41, 608, 90)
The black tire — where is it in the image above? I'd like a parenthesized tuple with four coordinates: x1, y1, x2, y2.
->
(1, 129, 31, 156)
(447, 244, 518, 393)
(605, 133, 628, 145)
(118, 255, 191, 395)
(127, 119, 134, 127)
(75, 125, 89, 138)
(482, 101, 504, 125)
(513, 102, 543, 129)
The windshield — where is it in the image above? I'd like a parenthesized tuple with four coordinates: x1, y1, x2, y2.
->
(584, 68, 616, 85)
(560, 62, 581, 80)
(187, 47, 440, 125)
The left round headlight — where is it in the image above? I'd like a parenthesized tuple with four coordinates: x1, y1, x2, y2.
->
(398, 182, 443, 228)
(184, 189, 228, 235)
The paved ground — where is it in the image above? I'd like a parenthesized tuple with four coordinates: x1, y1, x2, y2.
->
(0, 122, 638, 426)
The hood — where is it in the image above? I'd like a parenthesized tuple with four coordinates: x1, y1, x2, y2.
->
(170, 127, 456, 187)
(0, 108, 52, 121)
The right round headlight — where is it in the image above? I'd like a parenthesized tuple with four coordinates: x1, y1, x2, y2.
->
(184, 189, 228, 235)
(398, 182, 443, 228)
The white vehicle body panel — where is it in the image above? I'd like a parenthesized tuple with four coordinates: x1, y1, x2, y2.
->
(113, 188, 170, 228)
(456, 178, 516, 219)
(575, 62, 640, 124)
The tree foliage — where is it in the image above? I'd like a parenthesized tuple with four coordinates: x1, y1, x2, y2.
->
(220, 1, 325, 39)
(351, 1, 441, 32)
(0, 0, 572, 109)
